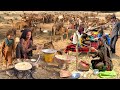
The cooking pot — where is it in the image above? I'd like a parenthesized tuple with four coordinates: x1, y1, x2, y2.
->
(78, 61, 90, 71)
(41, 49, 57, 54)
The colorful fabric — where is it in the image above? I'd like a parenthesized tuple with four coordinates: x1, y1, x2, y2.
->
(93, 32, 98, 35)
(97, 34, 103, 39)
(106, 34, 111, 45)
(4, 38, 14, 47)
(91, 41, 98, 49)
(89, 36, 95, 41)
(65, 41, 98, 53)
(98, 34, 111, 45)
(65, 44, 89, 53)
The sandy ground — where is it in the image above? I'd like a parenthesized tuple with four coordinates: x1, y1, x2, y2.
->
(0, 12, 120, 79)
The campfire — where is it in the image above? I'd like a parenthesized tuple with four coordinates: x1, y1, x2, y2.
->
(6, 62, 36, 79)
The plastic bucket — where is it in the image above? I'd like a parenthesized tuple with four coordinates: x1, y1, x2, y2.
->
(44, 53, 55, 63)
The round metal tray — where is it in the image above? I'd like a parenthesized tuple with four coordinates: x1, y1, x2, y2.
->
(15, 62, 32, 71)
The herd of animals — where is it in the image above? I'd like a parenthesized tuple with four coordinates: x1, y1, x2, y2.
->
(0, 12, 119, 50)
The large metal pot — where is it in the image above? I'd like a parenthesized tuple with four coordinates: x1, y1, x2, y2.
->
(41, 49, 57, 63)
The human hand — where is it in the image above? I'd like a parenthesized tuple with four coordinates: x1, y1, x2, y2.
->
(89, 56, 93, 60)
(90, 47, 95, 50)
(89, 54, 93, 59)
(32, 45, 37, 50)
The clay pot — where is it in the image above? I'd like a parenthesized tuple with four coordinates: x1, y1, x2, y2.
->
(78, 61, 90, 71)
(60, 70, 71, 78)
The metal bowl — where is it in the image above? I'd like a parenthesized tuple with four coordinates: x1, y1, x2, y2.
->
(41, 49, 57, 54)
(70, 73, 80, 79)
(93, 69, 99, 75)
(31, 59, 36, 62)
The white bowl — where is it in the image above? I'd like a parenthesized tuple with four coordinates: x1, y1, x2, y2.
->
(31, 59, 36, 62)
(71, 73, 80, 79)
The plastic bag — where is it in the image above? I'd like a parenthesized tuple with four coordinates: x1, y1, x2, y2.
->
(98, 71, 116, 78)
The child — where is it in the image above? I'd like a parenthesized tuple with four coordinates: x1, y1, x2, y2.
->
(1, 30, 15, 70)
(16, 29, 36, 60)
(98, 29, 111, 46)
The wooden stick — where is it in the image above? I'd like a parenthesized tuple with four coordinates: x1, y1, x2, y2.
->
(76, 32, 78, 71)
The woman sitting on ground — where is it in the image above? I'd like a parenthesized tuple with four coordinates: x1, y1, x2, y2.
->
(90, 37, 113, 71)
(16, 29, 37, 60)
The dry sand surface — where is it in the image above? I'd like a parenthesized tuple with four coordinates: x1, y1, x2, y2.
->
(0, 11, 120, 79)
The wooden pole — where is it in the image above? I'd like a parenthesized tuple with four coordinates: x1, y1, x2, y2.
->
(76, 32, 78, 71)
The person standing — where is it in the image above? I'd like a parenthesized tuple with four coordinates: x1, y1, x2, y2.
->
(1, 30, 15, 69)
(110, 14, 120, 54)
